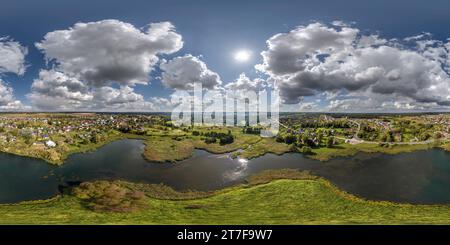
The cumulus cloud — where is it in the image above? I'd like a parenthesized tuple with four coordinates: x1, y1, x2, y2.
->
(0, 38, 27, 111)
(0, 80, 26, 111)
(222, 73, 268, 111)
(148, 96, 179, 112)
(93, 86, 146, 106)
(92, 86, 156, 112)
(30, 19, 186, 111)
(225, 73, 266, 92)
(160, 54, 221, 90)
(36, 19, 183, 87)
(0, 80, 15, 106)
(257, 21, 450, 110)
(327, 95, 441, 112)
(27, 70, 93, 110)
(28, 69, 156, 111)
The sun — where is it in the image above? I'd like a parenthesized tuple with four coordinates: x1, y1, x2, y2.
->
(234, 50, 251, 62)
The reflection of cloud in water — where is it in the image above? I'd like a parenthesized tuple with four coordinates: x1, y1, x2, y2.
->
(214, 154, 229, 159)
(238, 158, 248, 164)
(223, 158, 249, 181)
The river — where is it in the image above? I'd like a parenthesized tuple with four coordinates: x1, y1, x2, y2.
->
(0, 139, 450, 204)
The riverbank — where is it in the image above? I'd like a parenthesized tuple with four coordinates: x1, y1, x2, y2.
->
(142, 129, 450, 163)
(2, 123, 450, 165)
(143, 137, 195, 162)
(1, 169, 450, 224)
(0, 131, 148, 165)
(142, 128, 263, 162)
(308, 141, 439, 161)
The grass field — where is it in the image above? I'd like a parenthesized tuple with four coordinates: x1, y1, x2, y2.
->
(1, 170, 450, 224)
(142, 128, 263, 162)
(143, 137, 195, 162)
(191, 129, 260, 154)
(235, 137, 292, 159)
(0, 131, 147, 165)
(309, 142, 437, 161)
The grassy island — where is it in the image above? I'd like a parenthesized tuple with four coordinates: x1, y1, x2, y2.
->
(143, 137, 195, 162)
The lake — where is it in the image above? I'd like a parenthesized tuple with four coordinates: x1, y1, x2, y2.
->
(1, 139, 450, 204)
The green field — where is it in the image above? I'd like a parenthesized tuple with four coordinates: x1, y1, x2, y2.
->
(1, 170, 450, 224)
(309, 141, 440, 161)
(234, 137, 292, 159)
(142, 127, 264, 162)
(143, 137, 195, 162)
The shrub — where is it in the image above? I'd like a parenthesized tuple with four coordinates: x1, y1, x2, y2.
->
(301, 146, 312, 155)
(72, 181, 147, 213)
(326, 136, 334, 148)
(204, 137, 217, 144)
(219, 135, 234, 145)
(284, 134, 297, 144)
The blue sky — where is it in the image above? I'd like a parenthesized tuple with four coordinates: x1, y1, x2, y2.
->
(1, 0, 450, 111)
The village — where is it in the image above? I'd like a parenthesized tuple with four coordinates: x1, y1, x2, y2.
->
(0, 113, 168, 164)
(276, 113, 450, 151)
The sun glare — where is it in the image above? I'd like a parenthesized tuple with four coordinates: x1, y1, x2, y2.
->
(234, 50, 251, 62)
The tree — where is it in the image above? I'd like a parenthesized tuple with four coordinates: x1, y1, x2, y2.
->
(204, 137, 216, 144)
(386, 132, 393, 142)
(296, 134, 303, 147)
(219, 135, 234, 145)
(90, 133, 102, 144)
(275, 135, 284, 143)
(434, 132, 442, 139)
(301, 146, 312, 155)
(22, 130, 34, 145)
(243, 127, 261, 135)
(284, 134, 296, 144)
(317, 134, 323, 146)
(301, 134, 309, 144)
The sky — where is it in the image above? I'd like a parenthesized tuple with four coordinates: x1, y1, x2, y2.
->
(1, 0, 450, 112)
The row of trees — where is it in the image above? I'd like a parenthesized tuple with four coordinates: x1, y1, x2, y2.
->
(242, 127, 261, 135)
(276, 133, 335, 148)
(358, 123, 440, 142)
(199, 130, 235, 145)
(297, 120, 351, 129)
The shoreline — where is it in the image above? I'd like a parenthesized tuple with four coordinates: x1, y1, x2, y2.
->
(1, 169, 450, 224)
(1, 132, 449, 165)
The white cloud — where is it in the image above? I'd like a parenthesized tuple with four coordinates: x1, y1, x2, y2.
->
(0, 79, 26, 111)
(298, 102, 318, 111)
(36, 19, 183, 87)
(148, 96, 178, 112)
(257, 21, 450, 110)
(160, 54, 221, 90)
(225, 73, 266, 92)
(30, 19, 186, 111)
(93, 86, 148, 108)
(92, 86, 156, 112)
(27, 70, 93, 110)
(0, 38, 27, 111)
(0, 37, 28, 75)
(0, 80, 15, 106)
(28, 69, 157, 111)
